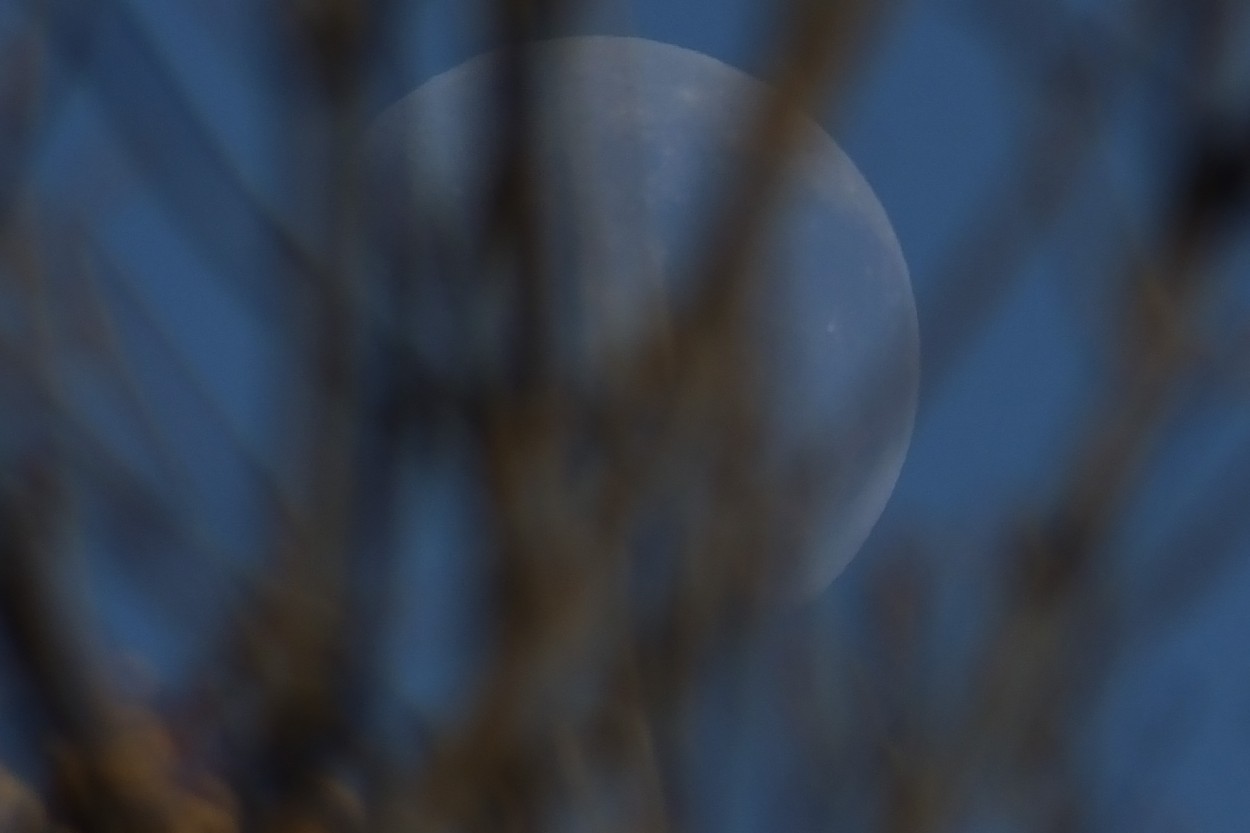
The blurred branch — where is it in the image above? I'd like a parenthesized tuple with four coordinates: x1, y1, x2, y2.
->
(2, 1, 1249, 832)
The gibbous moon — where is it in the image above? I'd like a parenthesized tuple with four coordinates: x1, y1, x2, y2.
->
(363, 36, 918, 601)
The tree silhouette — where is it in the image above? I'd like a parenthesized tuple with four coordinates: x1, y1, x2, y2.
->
(1, 1, 1248, 831)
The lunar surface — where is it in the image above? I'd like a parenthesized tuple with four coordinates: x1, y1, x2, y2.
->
(362, 36, 919, 600)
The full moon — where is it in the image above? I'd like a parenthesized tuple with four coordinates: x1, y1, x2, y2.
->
(362, 36, 919, 601)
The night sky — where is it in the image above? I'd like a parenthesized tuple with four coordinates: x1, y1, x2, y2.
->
(3, 0, 1250, 829)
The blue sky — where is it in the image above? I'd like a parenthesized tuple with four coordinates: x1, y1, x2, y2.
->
(3, 0, 1250, 829)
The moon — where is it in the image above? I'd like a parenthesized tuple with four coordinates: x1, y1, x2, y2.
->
(362, 36, 918, 602)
